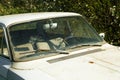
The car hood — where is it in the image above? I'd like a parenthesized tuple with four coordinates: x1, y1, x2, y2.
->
(12, 44, 120, 80)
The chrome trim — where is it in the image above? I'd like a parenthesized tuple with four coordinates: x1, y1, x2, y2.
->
(0, 23, 13, 61)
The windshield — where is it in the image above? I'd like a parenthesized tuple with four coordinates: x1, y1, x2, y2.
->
(9, 16, 104, 61)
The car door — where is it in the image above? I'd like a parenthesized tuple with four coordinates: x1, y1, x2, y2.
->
(0, 27, 11, 80)
(0, 57, 11, 80)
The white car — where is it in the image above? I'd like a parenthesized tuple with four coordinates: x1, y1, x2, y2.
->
(0, 12, 120, 80)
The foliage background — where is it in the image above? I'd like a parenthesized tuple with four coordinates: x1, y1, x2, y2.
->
(0, 0, 120, 45)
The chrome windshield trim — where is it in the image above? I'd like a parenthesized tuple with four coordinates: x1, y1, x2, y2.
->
(0, 23, 13, 61)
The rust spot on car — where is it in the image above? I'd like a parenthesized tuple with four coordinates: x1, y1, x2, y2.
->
(89, 61, 94, 64)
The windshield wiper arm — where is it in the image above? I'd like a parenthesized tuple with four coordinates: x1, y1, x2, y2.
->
(36, 49, 69, 54)
(69, 44, 101, 49)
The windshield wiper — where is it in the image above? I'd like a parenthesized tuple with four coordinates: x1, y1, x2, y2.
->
(69, 44, 102, 49)
(36, 49, 69, 54)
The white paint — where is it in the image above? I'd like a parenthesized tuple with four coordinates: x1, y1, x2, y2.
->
(10, 44, 120, 80)
(0, 12, 80, 27)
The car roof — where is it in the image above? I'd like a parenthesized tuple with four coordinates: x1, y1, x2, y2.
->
(0, 12, 81, 27)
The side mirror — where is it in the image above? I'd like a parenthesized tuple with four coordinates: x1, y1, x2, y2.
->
(99, 33, 105, 39)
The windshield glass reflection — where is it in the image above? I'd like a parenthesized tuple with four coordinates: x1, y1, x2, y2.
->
(9, 16, 104, 61)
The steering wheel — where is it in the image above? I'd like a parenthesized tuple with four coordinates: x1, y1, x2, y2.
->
(58, 36, 74, 48)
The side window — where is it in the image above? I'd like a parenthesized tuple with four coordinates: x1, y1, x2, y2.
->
(0, 28, 9, 58)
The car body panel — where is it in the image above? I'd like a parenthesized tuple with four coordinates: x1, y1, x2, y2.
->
(0, 57, 11, 80)
(9, 44, 120, 80)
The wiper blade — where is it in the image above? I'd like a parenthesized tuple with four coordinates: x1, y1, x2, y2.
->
(69, 44, 101, 49)
(37, 49, 69, 54)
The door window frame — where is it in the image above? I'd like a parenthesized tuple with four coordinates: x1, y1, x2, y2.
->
(0, 24, 12, 61)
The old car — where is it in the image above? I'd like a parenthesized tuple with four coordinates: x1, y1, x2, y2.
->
(0, 12, 120, 80)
